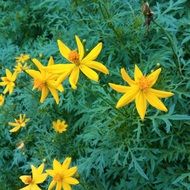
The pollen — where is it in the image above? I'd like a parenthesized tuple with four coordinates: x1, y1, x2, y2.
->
(138, 76, 151, 91)
(25, 176, 33, 184)
(68, 51, 80, 64)
(34, 79, 45, 90)
(53, 173, 63, 182)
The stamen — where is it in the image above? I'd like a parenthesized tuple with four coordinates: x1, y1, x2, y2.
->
(53, 173, 63, 182)
(25, 176, 33, 184)
(139, 76, 151, 91)
(34, 79, 45, 90)
(68, 51, 80, 65)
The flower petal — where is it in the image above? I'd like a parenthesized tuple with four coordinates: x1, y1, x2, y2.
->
(40, 87, 49, 103)
(135, 91, 147, 120)
(32, 58, 44, 71)
(46, 64, 75, 74)
(56, 182, 62, 190)
(69, 66, 80, 89)
(26, 70, 41, 79)
(62, 157, 71, 170)
(64, 177, 79, 185)
(147, 68, 161, 87)
(84, 61, 109, 74)
(121, 68, 135, 86)
(64, 167, 78, 177)
(19, 175, 31, 184)
(75, 35, 84, 60)
(49, 87, 59, 104)
(109, 83, 130, 93)
(62, 183, 72, 190)
(134, 65, 143, 81)
(48, 56, 55, 66)
(48, 180, 56, 190)
(80, 65, 99, 82)
(57, 39, 71, 61)
(6, 69, 12, 79)
(82, 42, 102, 63)
(145, 91, 168, 112)
(9, 126, 21, 133)
(116, 87, 139, 108)
(149, 88, 174, 98)
(53, 159, 62, 170)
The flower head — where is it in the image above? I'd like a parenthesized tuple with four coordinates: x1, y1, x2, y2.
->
(0, 69, 17, 94)
(16, 53, 30, 63)
(46, 158, 79, 190)
(109, 65, 174, 120)
(14, 62, 29, 74)
(26, 57, 64, 104)
(46, 35, 109, 89)
(53, 119, 68, 133)
(0, 94, 5, 106)
(9, 114, 30, 133)
(19, 163, 47, 190)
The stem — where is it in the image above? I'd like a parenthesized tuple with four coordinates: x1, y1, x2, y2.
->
(153, 19, 183, 76)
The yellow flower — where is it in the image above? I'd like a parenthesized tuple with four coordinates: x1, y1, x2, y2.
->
(109, 65, 174, 120)
(46, 158, 79, 190)
(19, 163, 47, 190)
(26, 57, 64, 104)
(46, 35, 109, 89)
(0, 69, 17, 94)
(16, 53, 30, 63)
(0, 94, 5, 106)
(53, 119, 68, 133)
(9, 114, 30, 133)
(14, 63, 29, 74)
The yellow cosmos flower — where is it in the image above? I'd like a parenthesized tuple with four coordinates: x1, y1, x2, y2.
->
(0, 94, 5, 106)
(26, 57, 64, 104)
(19, 163, 47, 190)
(16, 53, 30, 63)
(46, 158, 79, 190)
(8, 114, 30, 133)
(53, 119, 68, 133)
(0, 69, 17, 94)
(109, 65, 174, 120)
(46, 35, 109, 89)
(14, 63, 29, 74)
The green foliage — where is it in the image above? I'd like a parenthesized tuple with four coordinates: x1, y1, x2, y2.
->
(0, 0, 190, 189)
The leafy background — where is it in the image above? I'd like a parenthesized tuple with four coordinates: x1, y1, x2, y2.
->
(0, 0, 190, 189)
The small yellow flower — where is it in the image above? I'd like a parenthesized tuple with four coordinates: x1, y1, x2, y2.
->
(46, 158, 79, 190)
(19, 163, 47, 190)
(0, 69, 17, 94)
(16, 53, 30, 64)
(46, 35, 109, 89)
(14, 63, 29, 74)
(8, 114, 30, 133)
(53, 119, 68, 133)
(0, 94, 5, 106)
(26, 57, 65, 104)
(109, 65, 174, 120)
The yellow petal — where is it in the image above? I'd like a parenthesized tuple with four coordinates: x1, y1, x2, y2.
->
(26, 70, 41, 79)
(46, 64, 75, 74)
(121, 68, 135, 86)
(46, 169, 56, 177)
(69, 66, 80, 89)
(53, 159, 62, 170)
(9, 126, 21, 133)
(62, 157, 71, 170)
(149, 88, 174, 98)
(56, 182, 62, 190)
(109, 83, 130, 93)
(32, 58, 44, 71)
(116, 87, 139, 108)
(49, 87, 59, 104)
(134, 65, 143, 81)
(6, 69, 12, 79)
(40, 87, 49, 103)
(31, 184, 41, 190)
(64, 166, 78, 177)
(48, 180, 56, 190)
(147, 68, 161, 87)
(75, 35, 84, 60)
(57, 39, 71, 61)
(84, 61, 109, 74)
(82, 42, 102, 63)
(56, 72, 70, 84)
(19, 185, 31, 190)
(80, 65, 99, 82)
(64, 177, 79, 185)
(34, 173, 47, 184)
(145, 91, 168, 112)
(135, 91, 147, 120)
(19, 175, 31, 184)
(48, 56, 55, 66)
(62, 183, 72, 190)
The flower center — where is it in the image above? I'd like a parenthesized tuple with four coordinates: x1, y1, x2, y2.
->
(68, 51, 80, 65)
(25, 176, 33, 184)
(53, 173, 63, 182)
(34, 79, 46, 90)
(4, 77, 11, 83)
(138, 76, 151, 91)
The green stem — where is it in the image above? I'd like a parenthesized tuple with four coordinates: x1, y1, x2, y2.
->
(153, 19, 183, 76)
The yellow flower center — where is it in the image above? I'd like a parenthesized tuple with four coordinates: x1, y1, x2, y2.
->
(34, 79, 46, 90)
(68, 51, 80, 65)
(138, 76, 151, 91)
(25, 176, 33, 184)
(53, 173, 63, 182)
(4, 77, 11, 83)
